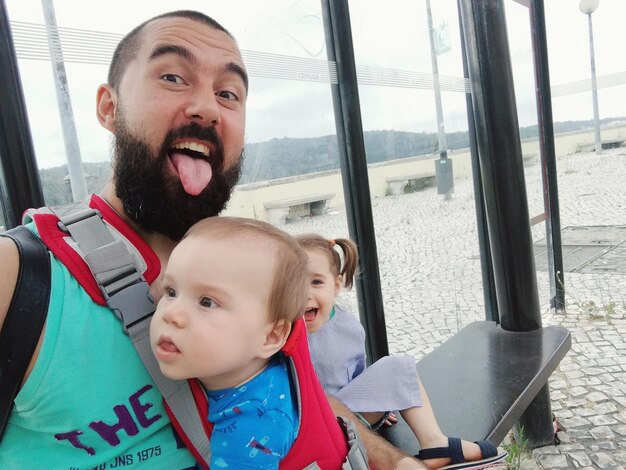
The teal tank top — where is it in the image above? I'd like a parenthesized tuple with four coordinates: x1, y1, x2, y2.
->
(0, 242, 196, 468)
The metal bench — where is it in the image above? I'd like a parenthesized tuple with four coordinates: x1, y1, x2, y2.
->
(264, 193, 335, 225)
(379, 321, 571, 453)
(579, 139, 625, 152)
(385, 172, 436, 195)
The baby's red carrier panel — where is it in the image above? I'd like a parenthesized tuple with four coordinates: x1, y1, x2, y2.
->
(168, 319, 349, 469)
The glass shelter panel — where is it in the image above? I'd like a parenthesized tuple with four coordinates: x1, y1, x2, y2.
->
(542, 1, 626, 312)
(348, 0, 482, 360)
(503, 0, 550, 304)
(5, 0, 352, 285)
(7, 0, 625, 356)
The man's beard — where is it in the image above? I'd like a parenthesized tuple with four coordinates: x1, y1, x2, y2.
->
(112, 116, 242, 241)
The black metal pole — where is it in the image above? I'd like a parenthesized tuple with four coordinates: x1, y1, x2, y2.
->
(459, 0, 554, 448)
(321, 0, 389, 362)
(457, 0, 499, 324)
(530, 0, 565, 311)
(0, 0, 45, 228)
(459, 0, 542, 332)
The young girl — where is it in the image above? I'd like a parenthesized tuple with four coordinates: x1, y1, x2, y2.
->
(296, 233, 508, 470)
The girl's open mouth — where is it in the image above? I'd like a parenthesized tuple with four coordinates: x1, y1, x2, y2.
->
(304, 307, 318, 323)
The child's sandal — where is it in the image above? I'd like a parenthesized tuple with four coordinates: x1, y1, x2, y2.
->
(415, 437, 508, 469)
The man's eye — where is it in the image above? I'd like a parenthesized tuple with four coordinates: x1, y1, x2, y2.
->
(161, 74, 184, 84)
(216, 90, 238, 101)
(199, 297, 217, 308)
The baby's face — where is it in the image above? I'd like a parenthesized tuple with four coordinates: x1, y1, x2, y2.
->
(149, 235, 277, 390)
(304, 249, 341, 333)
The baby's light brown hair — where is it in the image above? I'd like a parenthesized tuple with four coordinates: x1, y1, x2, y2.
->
(184, 217, 309, 325)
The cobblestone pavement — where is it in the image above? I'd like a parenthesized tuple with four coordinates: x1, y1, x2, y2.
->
(280, 147, 626, 469)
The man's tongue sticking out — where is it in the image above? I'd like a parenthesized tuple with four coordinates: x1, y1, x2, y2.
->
(170, 152, 213, 196)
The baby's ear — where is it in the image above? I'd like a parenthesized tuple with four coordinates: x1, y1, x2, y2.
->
(259, 320, 292, 359)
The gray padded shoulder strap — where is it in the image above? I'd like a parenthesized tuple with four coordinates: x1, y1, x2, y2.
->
(338, 417, 369, 470)
(52, 203, 211, 463)
(55, 203, 153, 327)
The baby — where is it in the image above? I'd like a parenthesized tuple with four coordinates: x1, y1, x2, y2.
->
(150, 217, 350, 468)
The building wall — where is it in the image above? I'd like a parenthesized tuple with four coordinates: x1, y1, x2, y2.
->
(223, 125, 626, 221)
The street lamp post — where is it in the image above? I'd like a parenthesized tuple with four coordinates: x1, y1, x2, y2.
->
(426, 0, 447, 160)
(426, 0, 454, 199)
(42, 0, 89, 201)
(579, 0, 602, 154)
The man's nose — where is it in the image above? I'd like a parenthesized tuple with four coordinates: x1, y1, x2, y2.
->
(185, 88, 221, 126)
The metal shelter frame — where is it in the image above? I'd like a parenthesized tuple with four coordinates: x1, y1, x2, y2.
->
(0, 0, 564, 447)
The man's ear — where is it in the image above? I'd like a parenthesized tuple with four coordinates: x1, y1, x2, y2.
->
(96, 83, 117, 132)
(259, 320, 292, 359)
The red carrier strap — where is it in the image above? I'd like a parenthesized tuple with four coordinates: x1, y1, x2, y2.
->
(23, 198, 368, 468)
(24, 195, 160, 306)
(165, 379, 213, 470)
(25, 198, 212, 464)
(280, 319, 350, 469)
(167, 319, 367, 469)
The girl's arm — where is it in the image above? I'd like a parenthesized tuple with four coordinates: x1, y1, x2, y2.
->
(345, 308, 368, 380)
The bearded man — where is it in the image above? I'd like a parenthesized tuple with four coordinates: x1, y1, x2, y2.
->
(0, 9, 424, 470)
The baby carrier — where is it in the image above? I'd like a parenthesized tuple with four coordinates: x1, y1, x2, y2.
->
(168, 318, 363, 469)
(0, 196, 368, 469)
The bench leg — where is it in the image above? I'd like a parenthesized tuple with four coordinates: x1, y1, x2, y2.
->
(266, 207, 289, 225)
(388, 180, 407, 195)
(514, 384, 555, 449)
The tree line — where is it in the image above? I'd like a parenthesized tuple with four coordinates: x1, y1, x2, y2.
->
(1, 117, 621, 226)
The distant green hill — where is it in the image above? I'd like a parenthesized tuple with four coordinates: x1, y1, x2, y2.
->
(23, 116, 626, 210)
(239, 117, 624, 183)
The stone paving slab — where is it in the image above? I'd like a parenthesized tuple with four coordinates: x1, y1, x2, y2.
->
(535, 225, 626, 274)
(558, 225, 626, 246)
(281, 148, 626, 469)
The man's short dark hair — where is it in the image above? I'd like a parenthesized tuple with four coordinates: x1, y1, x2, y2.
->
(107, 10, 234, 90)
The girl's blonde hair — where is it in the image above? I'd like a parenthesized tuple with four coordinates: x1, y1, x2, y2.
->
(295, 233, 359, 290)
(185, 217, 309, 325)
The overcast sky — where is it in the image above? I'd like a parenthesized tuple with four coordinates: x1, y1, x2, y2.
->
(5, 0, 626, 169)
